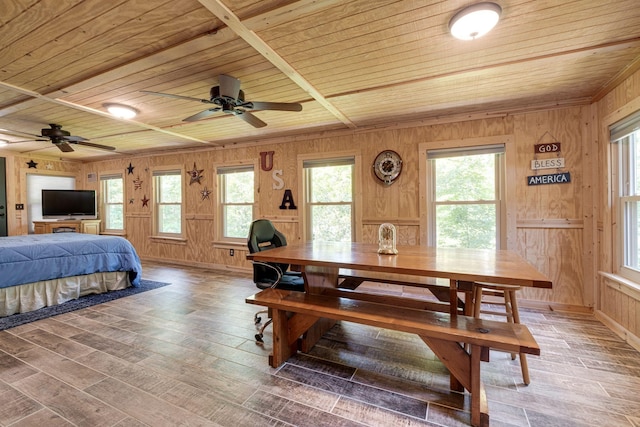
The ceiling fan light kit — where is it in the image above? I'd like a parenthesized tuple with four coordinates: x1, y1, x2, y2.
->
(104, 103, 138, 119)
(449, 2, 501, 40)
(141, 74, 302, 128)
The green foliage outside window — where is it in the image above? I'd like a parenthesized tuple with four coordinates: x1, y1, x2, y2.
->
(222, 170, 254, 238)
(434, 153, 498, 249)
(307, 164, 353, 242)
(102, 177, 123, 230)
(156, 174, 181, 234)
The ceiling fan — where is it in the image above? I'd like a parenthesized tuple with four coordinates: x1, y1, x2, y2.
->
(141, 74, 302, 128)
(1, 124, 116, 152)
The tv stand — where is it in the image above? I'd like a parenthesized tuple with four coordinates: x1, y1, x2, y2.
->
(33, 219, 101, 235)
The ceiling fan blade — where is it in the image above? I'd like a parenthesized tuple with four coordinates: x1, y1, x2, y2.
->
(4, 138, 47, 144)
(0, 128, 43, 139)
(75, 141, 116, 151)
(56, 142, 74, 152)
(140, 90, 213, 104)
(64, 135, 88, 142)
(236, 111, 267, 128)
(183, 108, 222, 122)
(218, 75, 241, 100)
(246, 101, 303, 112)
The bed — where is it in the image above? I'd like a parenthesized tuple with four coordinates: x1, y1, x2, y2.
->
(0, 233, 142, 317)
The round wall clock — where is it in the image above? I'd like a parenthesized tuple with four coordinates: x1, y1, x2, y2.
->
(373, 150, 403, 185)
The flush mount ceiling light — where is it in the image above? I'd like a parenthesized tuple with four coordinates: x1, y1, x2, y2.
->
(449, 2, 502, 40)
(104, 103, 138, 119)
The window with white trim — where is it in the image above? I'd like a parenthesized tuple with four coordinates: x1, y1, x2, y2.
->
(427, 145, 506, 249)
(100, 173, 124, 231)
(153, 169, 182, 236)
(303, 157, 354, 242)
(611, 111, 640, 282)
(217, 165, 254, 240)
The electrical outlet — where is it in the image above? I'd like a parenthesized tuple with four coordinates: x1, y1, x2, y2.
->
(229, 249, 234, 256)
(15, 204, 24, 210)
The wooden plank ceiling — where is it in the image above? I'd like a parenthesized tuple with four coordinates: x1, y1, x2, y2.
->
(1, 0, 639, 160)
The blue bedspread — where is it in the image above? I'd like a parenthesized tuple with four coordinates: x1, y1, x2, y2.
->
(0, 233, 142, 289)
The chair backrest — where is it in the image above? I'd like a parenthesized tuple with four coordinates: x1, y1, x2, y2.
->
(247, 219, 290, 284)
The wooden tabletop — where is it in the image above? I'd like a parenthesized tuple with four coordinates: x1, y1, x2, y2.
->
(247, 242, 552, 289)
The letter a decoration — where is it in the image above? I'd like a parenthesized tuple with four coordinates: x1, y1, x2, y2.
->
(279, 189, 297, 209)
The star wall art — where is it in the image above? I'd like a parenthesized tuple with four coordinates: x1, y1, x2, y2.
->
(187, 162, 204, 185)
(26, 160, 38, 168)
(127, 162, 135, 174)
(200, 187, 212, 200)
(141, 195, 150, 207)
(133, 175, 143, 190)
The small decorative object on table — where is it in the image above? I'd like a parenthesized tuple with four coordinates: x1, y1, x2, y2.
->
(377, 223, 398, 254)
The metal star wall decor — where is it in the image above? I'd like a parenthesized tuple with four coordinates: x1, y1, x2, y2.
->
(26, 160, 37, 168)
(187, 162, 204, 185)
(127, 162, 135, 174)
(141, 195, 150, 207)
(129, 198, 135, 204)
(133, 175, 143, 190)
(200, 186, 212, 200)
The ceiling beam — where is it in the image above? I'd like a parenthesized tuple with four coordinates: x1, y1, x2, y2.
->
(0, 80, 210, 144)
(198, 0, 356, 129)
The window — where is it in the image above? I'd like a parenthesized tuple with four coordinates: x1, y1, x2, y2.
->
(217, 165, 254, 240)
(427, 145, 505, 249)
(303, 157, 354, 242)
(100, 174, 124, 231)
(153, 169, 182, 236)
(611, 112, 640, 281)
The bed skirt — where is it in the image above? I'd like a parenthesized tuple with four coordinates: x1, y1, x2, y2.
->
(0, 271, 130, 317)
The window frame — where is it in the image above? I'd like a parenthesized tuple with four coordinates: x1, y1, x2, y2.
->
(419, 136, 516, 248)
(99, 172, 124, 233)
(215, 161, 257, 244)
(151, 167, 184, 238)
(611, 116, 640, 283)
(298, 151, 362, 243)
(426, 145, 506, 249)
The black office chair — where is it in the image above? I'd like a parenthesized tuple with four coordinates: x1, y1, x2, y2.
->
(247, 219, 305, 343)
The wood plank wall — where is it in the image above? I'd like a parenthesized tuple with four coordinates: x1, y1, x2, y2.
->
(5, 106, 596, 311)
(595, 67, 640, 349)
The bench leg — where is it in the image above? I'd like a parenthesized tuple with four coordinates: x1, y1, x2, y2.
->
(420, 337, 489, 427)
(268, 308, 323, 368)
(269, 309, 297, 368)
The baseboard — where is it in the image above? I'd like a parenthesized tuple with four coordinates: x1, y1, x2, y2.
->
(518, 299, 593, 314)
(595, 310, 640, 352)
(140, 256, 251, 275)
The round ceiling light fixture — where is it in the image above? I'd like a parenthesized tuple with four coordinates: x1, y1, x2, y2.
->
(104, 103, 139, 119)
(449, 2, 502, 40)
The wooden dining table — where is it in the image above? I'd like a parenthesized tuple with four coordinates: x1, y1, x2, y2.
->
(249, 241, 551, 302)
(247, 242, 552, 426)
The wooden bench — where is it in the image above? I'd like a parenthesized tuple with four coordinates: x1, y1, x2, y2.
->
(246, 288, 540, 427)
(338, 269, 472, 315)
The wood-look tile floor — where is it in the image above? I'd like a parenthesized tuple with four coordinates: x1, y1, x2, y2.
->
(1, 261, 639, 426)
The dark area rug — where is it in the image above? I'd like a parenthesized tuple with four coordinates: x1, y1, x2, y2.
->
(0, 279, 170, 331)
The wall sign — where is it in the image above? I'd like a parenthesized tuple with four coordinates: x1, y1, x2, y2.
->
(527, 172, 571, 186)
(531, 158, 565, 170)
(534, 142, 561, 153)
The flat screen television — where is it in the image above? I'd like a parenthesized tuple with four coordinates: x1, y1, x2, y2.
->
(42, 189, 97, 220)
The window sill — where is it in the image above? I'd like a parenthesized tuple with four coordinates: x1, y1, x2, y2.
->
(101, 231, 126, 237)
(150, 235, 187, 245)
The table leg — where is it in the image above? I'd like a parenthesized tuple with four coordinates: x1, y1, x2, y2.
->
(449, 279, 458, 317)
